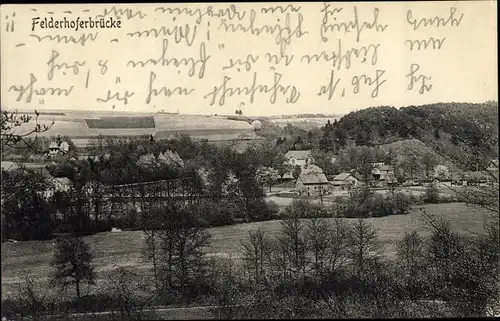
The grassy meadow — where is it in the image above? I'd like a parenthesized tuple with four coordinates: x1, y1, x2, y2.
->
(1, 203, 493, 299)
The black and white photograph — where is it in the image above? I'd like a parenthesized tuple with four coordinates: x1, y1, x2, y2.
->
(1, 1, 498, 319)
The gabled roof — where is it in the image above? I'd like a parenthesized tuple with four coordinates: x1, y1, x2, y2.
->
(299, 172, 329, 185)
(48, 142, 59, 149)
(52, 177, 73, 186)
(298, 165, 328, 185)
(378, 165, 394, 172)
(285, 150, 312, 160)
(332, 172, 356, 181)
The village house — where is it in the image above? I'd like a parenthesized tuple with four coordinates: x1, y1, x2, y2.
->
(432, 176, 452, 189)
(46, 141, 70, 158)
(329, 172, 359, 191)
(487, 159, 499, 172)
(377, 164, 395, 179)
(284, 150, 313, 168)
(295, 165, 329, 197)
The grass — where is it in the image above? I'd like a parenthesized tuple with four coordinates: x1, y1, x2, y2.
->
(1, 203, 493, 299)
(85, 117, 156, 129)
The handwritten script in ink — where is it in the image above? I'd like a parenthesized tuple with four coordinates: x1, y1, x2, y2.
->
(1, 2, 496, 114)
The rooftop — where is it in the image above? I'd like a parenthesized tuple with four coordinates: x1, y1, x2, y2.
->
(332, 172, 355, 181)
(285, 150, 312, 160)
(298, 166, 328, 185)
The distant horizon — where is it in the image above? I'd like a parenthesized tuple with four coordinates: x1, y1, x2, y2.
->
(3, 100, 497, 118)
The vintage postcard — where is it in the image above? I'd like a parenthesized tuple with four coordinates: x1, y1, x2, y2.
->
(1, 1, 498, 319)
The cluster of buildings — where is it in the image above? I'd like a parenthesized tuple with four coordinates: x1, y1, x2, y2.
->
(283, 150, 499, 197)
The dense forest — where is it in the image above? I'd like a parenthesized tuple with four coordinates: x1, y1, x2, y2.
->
(278, 102, 498, 171)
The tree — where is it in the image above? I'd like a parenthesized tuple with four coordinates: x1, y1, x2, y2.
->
(292, 165, 302, 181)
(104, 266, 155, 320)
(50, 233, 96, 298)
(1, 109, 54, 149)
(305, 216, 332, 278)
(279, 208, 308, 278)
(400, 152, 421, 180)
(346, 218, 382, 278)
(156, 203, 211, 296)
(241, 228, 271, 285)
(422, 153, 437, 179)
(256, 166, 279, 192)
(1, 166, 55, 241)
(434, 165, 450, 180)
(396, 231, 427, 298)
(357, 146, 375, 183)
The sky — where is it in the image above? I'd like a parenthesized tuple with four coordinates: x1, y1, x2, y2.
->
(1, 1, 497, 116)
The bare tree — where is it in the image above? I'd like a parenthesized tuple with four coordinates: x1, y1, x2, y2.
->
(1, 109, 54, 149)
(396, 231, 427, 298)
(280, 210, 308, 278)
(304, 216, 331, 279)
(346, 218, 383, 278)
(240, 228, 271, 285)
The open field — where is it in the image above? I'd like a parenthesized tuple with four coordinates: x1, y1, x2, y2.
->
(10, 112, 258, 150)
(15, 112, 252, 135)
(271, 117, 340, 130)
(1, 203, 493, 298)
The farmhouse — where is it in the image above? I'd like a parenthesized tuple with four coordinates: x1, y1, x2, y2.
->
(377, 164, 395, 179)
(46, 141, 70, 158)
(432, 176, 452, 188)
(329, 172, 359, 191)
(285, 150, 313, 168)
(296, 165, 329, 196)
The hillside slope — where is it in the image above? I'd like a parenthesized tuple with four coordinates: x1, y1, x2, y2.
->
(327, 102, 498, 170)
(377, 139, 461, 172)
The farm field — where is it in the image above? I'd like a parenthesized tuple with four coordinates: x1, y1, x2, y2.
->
(1, 203, 492, 298)
(271, 117, 340, 130)
(12, 111, 257, 149)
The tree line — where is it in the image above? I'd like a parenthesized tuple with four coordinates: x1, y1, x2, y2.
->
(3, 199, 498, 319)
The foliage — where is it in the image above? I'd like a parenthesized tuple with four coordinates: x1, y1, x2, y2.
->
(50, 234, 96, 298)
(1, 109, 54, 149)
(1, 167, 56, 241)
(321, 102, 498, 171)
(292, 165, 302, 180)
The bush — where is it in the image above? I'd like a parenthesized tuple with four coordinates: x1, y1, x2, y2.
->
(339, 190, 416, 218)
(424, 184, 440, 203)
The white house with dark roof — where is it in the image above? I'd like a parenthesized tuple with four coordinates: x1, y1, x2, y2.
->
(295, 164, 329, 196)
(284, 150, 313, 168)
(329, 172, 359, 191)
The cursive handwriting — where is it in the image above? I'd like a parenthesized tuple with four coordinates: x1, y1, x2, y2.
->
(351, 70, 386, 98)
(29, 32, 98, 46)
(407, 7, 464, 30)
(46, 50, 86, 81)
(204, 72, 300, 106)
(155, 5, 246, 24)
(265, 52, 294, 66)
(320, 6, 387, 43)
(222, 54, 259, 71)
(318, 70, 344, 100)
(127, 24, 198, 47)
(219, 10, 308, 56)
(301, 39, 379, 71)
(406, 64, 432, 94)
(146, 71, 195, 104)
(261, 4, 301, 14)
(127, 40, 210, 79)
(9, 73, 74, 103)
(405, 37, 446, 51)
(96, 89, 135, 105)
(96, 6, 147, 20)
